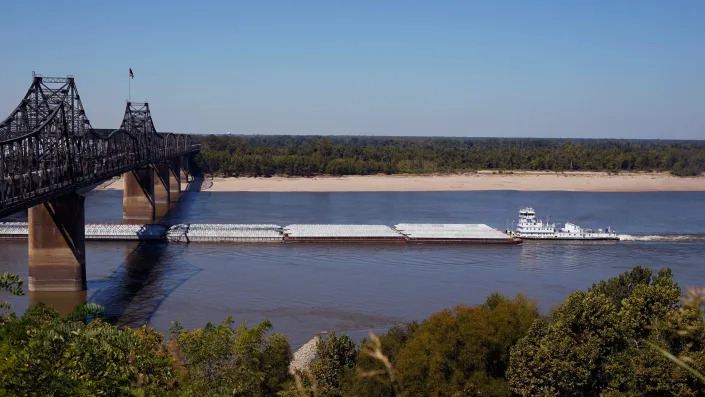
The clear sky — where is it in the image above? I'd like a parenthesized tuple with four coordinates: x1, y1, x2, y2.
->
(1, 1, 703, 139)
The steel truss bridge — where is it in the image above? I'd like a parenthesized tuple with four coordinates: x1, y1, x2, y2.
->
(0, 74, 200, 218)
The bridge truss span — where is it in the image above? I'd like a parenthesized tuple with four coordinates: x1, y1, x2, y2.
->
(0, 74, 200, 218)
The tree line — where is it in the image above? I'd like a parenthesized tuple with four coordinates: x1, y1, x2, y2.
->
(1, 266, 705, 395)
(192, 135, 705, 177)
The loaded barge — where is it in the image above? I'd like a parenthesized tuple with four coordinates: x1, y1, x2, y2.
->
(283, 224, 406, 243)
(1, 206, 620, 244)
(167, 224, 282, 243)
(0, 222, 520, 244)
(0, 222, 165, 241)
(396, 223, 521, 244)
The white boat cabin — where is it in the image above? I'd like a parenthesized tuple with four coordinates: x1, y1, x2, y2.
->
(515, 207, 618, 240)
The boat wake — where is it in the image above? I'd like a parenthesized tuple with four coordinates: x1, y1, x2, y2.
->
(618, 234, 705, 242)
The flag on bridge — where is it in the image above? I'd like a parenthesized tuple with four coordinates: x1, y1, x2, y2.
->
(129, 68, 134, 79)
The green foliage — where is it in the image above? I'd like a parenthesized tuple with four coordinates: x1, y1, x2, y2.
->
(307, 332, 357, 396)
(392, 294, 537, 396)
(170, 316, 292, 396)
(0, 272, 23, 322)
(340, 294, 537, 397)
(341, 323, 419, 397)
(66, 302, 105, 321)
(0, 302, 292, 396)
(0, 272, 23, 297)
(193, 135, 705, 177)
(4, 267, 705, 395)
(0, 304, 175, 396)
(507, 266, 705, 396)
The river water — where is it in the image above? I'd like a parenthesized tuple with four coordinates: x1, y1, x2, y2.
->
(2, 187, 704, 347)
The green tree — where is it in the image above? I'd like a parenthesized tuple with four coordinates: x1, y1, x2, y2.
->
(194, 135, 705, 177)
(0, 305, 176, 396)
(341, 322, 419, 397)
(507, 266, 705, 396)
(307, 332, 357, 396)
(389, 294, 537, 396)
(170, 317, 292, 396)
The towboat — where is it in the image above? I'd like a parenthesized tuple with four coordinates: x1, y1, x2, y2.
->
(513, 207, 618, 240)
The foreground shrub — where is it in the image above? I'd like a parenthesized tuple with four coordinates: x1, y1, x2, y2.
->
(507, 266, 705, 396)
(4, 266, 705, 396)
(169, 317, 292, 396)
(0, 305, 175, 396)
(309, 332, 357, 396)
(341, 322, 420, 397)
(0, 272, 23, 322)
(345, 294, 538, 396)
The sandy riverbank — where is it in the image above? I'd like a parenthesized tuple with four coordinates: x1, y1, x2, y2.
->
(98, 171, 705, 192)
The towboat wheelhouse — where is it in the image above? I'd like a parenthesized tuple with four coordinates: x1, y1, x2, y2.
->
(516, 207, 556, 237)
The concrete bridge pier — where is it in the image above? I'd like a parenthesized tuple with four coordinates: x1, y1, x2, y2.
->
(180, 155, 190, 184)
(28, 192, 86, 292)
(153, 162, 171, 217)
(123, 166, 155, 222)
(29, 290, 87, 315)
(169, 158, 181, 203)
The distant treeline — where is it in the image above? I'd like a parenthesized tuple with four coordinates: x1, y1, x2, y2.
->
(192, 135, 705, 177)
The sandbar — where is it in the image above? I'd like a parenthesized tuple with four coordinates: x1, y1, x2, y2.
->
(98, 171, 705, 192)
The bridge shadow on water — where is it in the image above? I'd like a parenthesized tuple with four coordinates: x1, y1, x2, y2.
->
(87, 177, 206, 327)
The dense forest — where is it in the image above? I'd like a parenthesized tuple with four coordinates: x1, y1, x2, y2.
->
(192, 135, 705, 177)
(2, 266, 705, 396)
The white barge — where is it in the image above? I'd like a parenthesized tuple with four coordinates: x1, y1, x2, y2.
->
(513, 207, 618, 240)
(0, 222, 165, 241)
(167, 224, 283, 243)
(283, 224, 406, 243)
(396, 223, 521, 244)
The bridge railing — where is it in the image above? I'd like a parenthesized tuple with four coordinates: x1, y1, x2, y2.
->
(0, 104, 74, 207)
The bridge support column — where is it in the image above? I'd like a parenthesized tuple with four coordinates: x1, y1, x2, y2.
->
(153, 163, 170, 217)
(169, 158, 181, 203)
(180, 155, 190, 184)
(29, 290, 87, 315)
(28, 192, 86, 292)
(123, 166, 155, 222)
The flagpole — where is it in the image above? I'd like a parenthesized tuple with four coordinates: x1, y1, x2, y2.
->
(128, 72, 131, 103)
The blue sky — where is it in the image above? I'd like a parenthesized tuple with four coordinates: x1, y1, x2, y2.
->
(1, 1, 703, 138)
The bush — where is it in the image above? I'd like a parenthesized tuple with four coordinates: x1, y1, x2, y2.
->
(169, 317, 292, 396)
(344, 294, 537, 397)
(4, 266, 705, 395)
(0, 305, 175, 396)
(306, 332, 357, 396)
(507, 266, 705, 396)
(341, 322, 419, 397)
(0, 272, 23, 322)
(393, 294, 537, 396)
